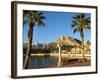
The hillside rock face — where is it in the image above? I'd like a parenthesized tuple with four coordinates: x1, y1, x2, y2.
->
(56, 36, 81, 47)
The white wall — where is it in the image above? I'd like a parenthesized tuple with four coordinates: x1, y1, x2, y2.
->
(0, 0, 100, 80)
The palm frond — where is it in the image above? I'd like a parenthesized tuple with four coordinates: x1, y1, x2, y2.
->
(72, 20, 78, 27)
(23, 10, 29, 16)
(23, 19, 28, 24)
(84, 17, 91, 25)
(37, 19, 45, 27)
(84, 26, 91, 29)
(39, 16, 46, 19)
(80, 13, 85, 18)
(73, 26, 80, 33)
(38, 12, 44, 16)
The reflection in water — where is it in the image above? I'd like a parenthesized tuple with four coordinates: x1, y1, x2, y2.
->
(28, 55, 69, 69)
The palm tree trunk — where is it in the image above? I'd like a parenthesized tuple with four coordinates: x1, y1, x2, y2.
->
(24, 23, 34, 69)
(80, 30, 85, 63)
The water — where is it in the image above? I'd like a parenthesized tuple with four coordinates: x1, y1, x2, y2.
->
(28, 55, 69, 69)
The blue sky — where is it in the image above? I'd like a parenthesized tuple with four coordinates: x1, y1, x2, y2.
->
(23, 11, 91, 44)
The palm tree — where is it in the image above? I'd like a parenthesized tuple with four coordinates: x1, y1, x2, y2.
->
(23, 10, 45, 69)
(86, 40, 91, 46)
(71, 13, 90, 63)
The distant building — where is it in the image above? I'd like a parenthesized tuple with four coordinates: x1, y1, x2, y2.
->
(23, 43, 46, 49)
(32, 43, 48, 49)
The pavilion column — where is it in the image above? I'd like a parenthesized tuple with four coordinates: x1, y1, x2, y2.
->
(57, 44, 63, 66)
